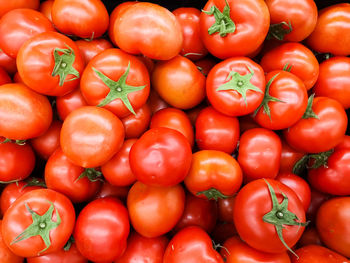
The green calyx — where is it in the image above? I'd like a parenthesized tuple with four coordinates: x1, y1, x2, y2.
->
(52, 45, 80, 86)
(94, 62, 146, 115)
(302, 94, 319, 119)
(283, 63, 292, 72)
(267, 21, 293, 41)
(22, 178, 47, 190)
(75, 168, 103, 183)
(63, 236, 75, 251)
(196, 188, 230, 201)
(202, 0, 235, 37)
(11, 202, 61, 255)
(263, 180, 308, 258)
(293, 149, 334, 174)
(216, 66, 262, 106)
(1, 138, 26, 145)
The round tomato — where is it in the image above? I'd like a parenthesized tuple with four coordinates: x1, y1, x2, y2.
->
(297, 227, 322, 247)
(75, 38, 113, 64)
(0, 0, 39, 18)
(39, 0, 53, 21)
(279, 139, 306, 174)
(56, 88, 88, 121)
(121, 103, 151, 139)
(291, 245, 350, 263)
(218, 196, 235, 223)
(306, 188, 330, 222)
(0, 221, 23, 263)
(147, 89, 169, 115)
(94, 182, 130, 202)
(0, 67, 11, 85)
(0, 49, 16, 75)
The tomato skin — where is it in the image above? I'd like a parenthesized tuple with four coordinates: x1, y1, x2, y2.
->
(163, 226, 224, 263)
(291, 245, 350, 263)
(195, 106, 239, 154)
(0, 0, 39, 18)
(297, 227, 323, 247)
(60, 106, 125, 168)
(0, 49, 17, 75)
(234, 179, 306, 254)
(211, 222, 237, 244)
(218, 196, 235, 223)
(114, 232, 168, 263)
(335, 135, 350, 151)
(221, 236, 291, 263)
(147, 89, 169, 115)
(2, 189, 75, 257)
(0, 83, 52, 140)
(17, 31, 85, 96)
(121, 103, 152, 139)
(94, 182, 130, 202)
(200, 0, 269, 59)
(260, 43, 319, 90)
(127, 182, 185, 238)
(306, 3, 350, 56)
(279, 139, 306, 174)
(0, 67, 12, 85)
(284, 97, 348, 153)
(194, 57, 217, 77)
(0, 221, 23, 263)
(238, 128, 282, 182)
(313, 56, 350, 109)
(39, 0, 54, 21)
(129, 127, 192, 187)
(75, 38, 113, 64)
(206, 57, 265, 117)
(56, 88, 88, 121)
(306, 188, 330, 223)
(51, 0, 109, 39)
(151, 55, 205, 110)
(74, 197, 130, 262)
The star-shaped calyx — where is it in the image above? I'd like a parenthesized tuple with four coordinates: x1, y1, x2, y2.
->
(267, 20, 293, 41)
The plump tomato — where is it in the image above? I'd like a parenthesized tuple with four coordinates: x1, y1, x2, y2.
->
(217, 196, 235, 223)
(39, 0, 53, 21)
(297, 227, 323, 247)
(0, 49, 17, 75)
(0, 0, 39, 18)
(291, 245, 350, 263)
(147, 89, 169, 115)
(306, 188, 330, 222)
(0, 221, 23, 263)
(279, 139, 306, 174)
(56, 88, 88, 121)
(75, 38, 113, 64)
(0, 67, 12, 85)
(121, 103, 152, 139)
(94, 182, 130, 202)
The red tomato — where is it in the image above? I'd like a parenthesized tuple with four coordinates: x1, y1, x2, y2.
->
(238, 115, 261, 133)
(110, 2, 183, 60)
(94, 182, 130, 202)
(0, 67, 12, 85)
(218, 196, 235, 223)
(2, 189, 75, 257)
(75, 38, 113, 64)
(194, 57, 217, 77)
(127, 182, 185, 238)
(0, 83, 52, 140)
(335, 135, 350, 151)
(279, 139, 306, 174)
(56, 88, 88, 121)
(195, 106, 239, 154)
(306, 3, 350, 56)
(306, 188, 330, 222)
(199, 0, 269, 59)
(0, 221, 23, 263)
(206, 57, 265, 116)
(0, 49, 17, 75)
(17, 31, 85, 96)
(51, 0, 109, 39)
(121, 103, 151, 139)
(297, 227, 323, 247)
(60, 106, 125, 168)
(0, 0, 39, 18)
(163, 226, 224, 263)
(147, 89, 169, 115)
(291, 245, 350, 263)
(74, 197, 130, 262)
(39, 0, 53, 21)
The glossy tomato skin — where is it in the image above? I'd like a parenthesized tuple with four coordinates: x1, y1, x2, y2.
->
(0, 221, 23, 263)
(17, 31, 85, 96)
(56, 88, 88, 121)
(110, 2, 183, 60)
(129, 127, 192, 187)
(147, 89, 169, 115)
(221, 236, 291, 263)
(0, 0, 39, 18)
(218, 196, 235, 223)
(121, 103, 152, 139)
(0, 9, 54, 59)
(306, 3, 350, 56)
(127, 182, 185, 238)
(238, 128, 282, 182)
(279, 139, 306, 174)
(163, 226, 224, 263)
(51, 0, 109, 39)
(291, 245, 350, 263)
(206, 57, 265, 116)
(74, 197, 130, 262)
(2, 189, 75, 257)
(94, 182, 130, 202)
(39, 0, 54, 21)
(260, 43, 319, 90)
(234, 179, 306, 254)
(75, 38, 113, 64)
(284, 97, 348, 153)
(80, 48, 150, 118)
(0, 83, 52, 140)
(60, 106, 125, 168)
(297, 227, 323, 247)
(306, 188, 330, 222)
(200, 0, 269, 59)
(195, 106, 239, 154)
(335, 135, 350, 150)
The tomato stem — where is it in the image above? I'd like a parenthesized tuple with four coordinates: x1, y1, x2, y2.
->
(196, 188, 231, 201)
(76, 168, 103, 183)
(302, 94, 319, 119)
(267, 21, 293, 41)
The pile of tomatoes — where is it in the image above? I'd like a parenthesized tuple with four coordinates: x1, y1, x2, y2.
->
(0, 0, 349, 262)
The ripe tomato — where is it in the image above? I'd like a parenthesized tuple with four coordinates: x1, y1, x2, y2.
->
(279, 139, 306, 174)
(218, 196, 235, 223)
(127, 182, 185, 238)
(39, 0, 53, 21)
(147, 89, 169, 115)
(75, 38, 113, 64)
(297, 227, 322, 247)
(291, 245, 350, 263)
(0, 0, 39, 18)
(121, 103, 152, 139)
(0, 67, 12, 85)
(0, 220, 23, 263)
(335, 135, 350, 150)
(56, 88, 88, 121)
(0, 83, 52, 140)
(306, 188, 330, 222)
(94, 182, 130, 202)
(2, 189, 75, 257)
(200, 0, 269, 59)
(74, 197, 130, 262)
(0, 49, 16, 75)
(194, 57, 217, 77)
(60, 106, 125, 168)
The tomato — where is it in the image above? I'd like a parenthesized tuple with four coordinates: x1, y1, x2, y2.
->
(260, 43, 319, 90)
(0, 83, 52, 140)
(2, 189, 75, 257)
(163, 226, 224, 263)
(284, 96, 348, 153)
(127, 182, 185, 238)
(234, 179, 307, 255)
(17, 31, 85, 96)
(75, 38, 113, 64)
(297, 227, 322, 247)
(206, 57, 265, 116)
(129, 127, 192, 187)
(60, 106, 125, 168)
(306, 188, 330, 222)
(194, 57, 217, 77)
(253, 70, 308, 130)
(335, 135, 350, 151)
(238, 128, 282, 182)
(74, 197, 130, 262)
(279, 139, 306, 174)
(173, 7, 208, 61)
(101, 139, 137, 187)
(184, 150, 242, 200)
(199, 0, 269, 59)
(39, 0, 53, 21)
(0, 9, 54, 59)
(221, 236, 291, 263)
(218, 196, 235, 223)
(238, 115, 261, 133)
(291, 245, 350, 263)
(150, 107, 194, 147)
(313, 56, 350, 109)
(306, 3, 350, 56)
(0, 67, 11, 85)
(121, 103, 151, 139)
(56, 88, 88, 121)
(110, 2, 183, 60)
(0, 220, 23, 263)
(114, 232, 168, 263)
(186, 103, 206, 127)
(51, 0, 109, 39)
(0, 0, 39, 18)
(94, 182, 130, 202)
(0, 49, 17, 75)
(151, 55, 205, 109)
(147, 89, 169, 115)
(80, 48, 150, 118)
(211, 222, 237, 244)
(195, 106, 239, 154)
(265, 0, 317, 42)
